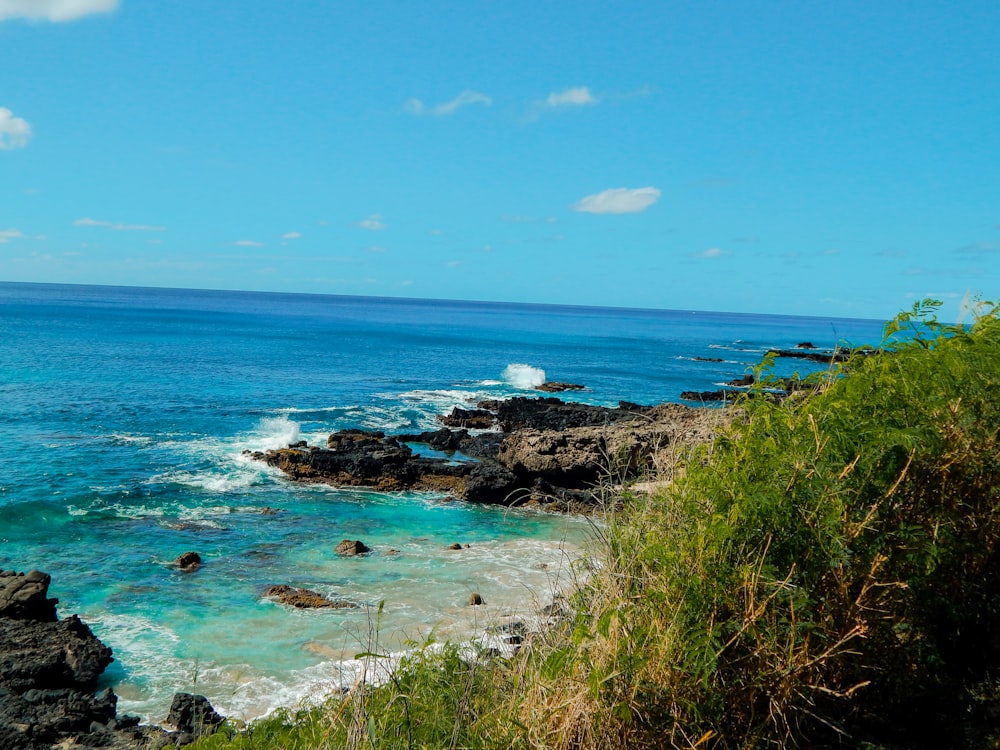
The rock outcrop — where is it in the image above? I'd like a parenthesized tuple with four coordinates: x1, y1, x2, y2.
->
(0, 569, 206, 750)
(248, 397, 729, 511)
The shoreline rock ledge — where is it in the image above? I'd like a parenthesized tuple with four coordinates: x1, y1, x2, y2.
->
(247, 396, 729, 511)
(0, 568, 222, 749)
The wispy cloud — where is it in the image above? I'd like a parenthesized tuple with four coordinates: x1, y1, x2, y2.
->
(695, 247, 730, 259)
(406, 90, 492, 117)
(573, 187, 660, 215)
(956, 241, 999, 255)
(545, 86, 597, 108)
(358, 214, 386, 231)
(0, 228, 25, 243)
(0, 107, 31, 149)
(500, 215, 559, 225)
(0, 0, 118, 22)
(281, 231, 302, 240)
(74, 217, 166, 231)
(234, 240, 264, 247)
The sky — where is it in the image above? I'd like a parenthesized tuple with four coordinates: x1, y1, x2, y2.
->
(1, 0, 998, 320)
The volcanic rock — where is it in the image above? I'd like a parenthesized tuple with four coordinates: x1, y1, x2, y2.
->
(437, 408, 495, 429)
(0, 568, 174, 750)
(396, 428, 470, 451)
(167, 692, 225, 742)
(263, 585, 357, 609)
(0, 570, 58, 622)
(335, 539, 371, 556)
(249, 397, 729, 511)
(536, 382, 586, 393)
(174, 551, 202, 570)
(489, 397, 652, 432)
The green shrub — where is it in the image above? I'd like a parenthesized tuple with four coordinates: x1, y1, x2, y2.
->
(576, 299, 1000, 748)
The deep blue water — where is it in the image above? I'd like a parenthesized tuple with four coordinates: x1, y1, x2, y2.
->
(0, 281, 885, 722)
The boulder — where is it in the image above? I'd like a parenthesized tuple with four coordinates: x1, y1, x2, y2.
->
(174, 551, 202, 571)
(468, 593, 485, 606)
(335, 539, 371, 556)
(0, 570, 58, 622)
(263, 585, 358, 609)
(167, 692, 224, 739)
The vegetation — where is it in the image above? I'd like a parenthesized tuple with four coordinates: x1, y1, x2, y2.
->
(191, 300, 1000, 749)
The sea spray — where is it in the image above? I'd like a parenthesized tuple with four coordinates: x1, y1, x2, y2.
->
(503, 363, 545, 389)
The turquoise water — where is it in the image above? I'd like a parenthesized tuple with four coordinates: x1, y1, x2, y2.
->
(0, 282, 885, 722)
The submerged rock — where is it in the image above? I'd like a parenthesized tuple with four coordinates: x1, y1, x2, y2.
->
(335, 539, 371, 556)
(174, 551, 202, 571)
(263, 585, 358, 609)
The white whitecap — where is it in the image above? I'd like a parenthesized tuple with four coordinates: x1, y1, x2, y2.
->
(503, 363, 546, 389)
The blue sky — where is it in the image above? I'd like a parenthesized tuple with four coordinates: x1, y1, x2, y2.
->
(1, 0, 997, 320)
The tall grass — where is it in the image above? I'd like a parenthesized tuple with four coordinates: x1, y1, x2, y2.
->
(192, 299, 1000, 749)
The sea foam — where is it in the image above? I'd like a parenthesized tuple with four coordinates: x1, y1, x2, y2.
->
(503, 363, 545, 389)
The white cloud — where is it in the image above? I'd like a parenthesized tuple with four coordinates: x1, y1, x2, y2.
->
(0, 228, 25, 243)
(0, 0, 118, 21)
(546, 87, 597, 107)
(697, 247, 729, 259)
(0, 107, 31, 149)
(366, 246, 387, 253)
(281, 231, 302, 239)
(573, 187, 661, 215)
(234, 240, 264, 247)
(74, 217, 165, 231)
(406, 90, 492, 117)
(358, 214, 386, 231)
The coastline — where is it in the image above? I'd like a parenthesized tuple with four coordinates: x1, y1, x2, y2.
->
(2, 386, 732, 743)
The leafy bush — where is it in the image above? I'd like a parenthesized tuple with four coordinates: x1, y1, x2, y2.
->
(565, 299, 1000, 748)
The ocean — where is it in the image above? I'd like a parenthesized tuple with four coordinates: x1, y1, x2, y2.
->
(0, 281, 885, 723)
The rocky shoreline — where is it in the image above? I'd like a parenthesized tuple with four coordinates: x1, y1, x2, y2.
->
(5, 395, 730, 747)
(0, 569, 223, 750)
(246, 396, 729, 511)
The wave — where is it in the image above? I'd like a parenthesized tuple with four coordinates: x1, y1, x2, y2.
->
(503, 363, 545, 389)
